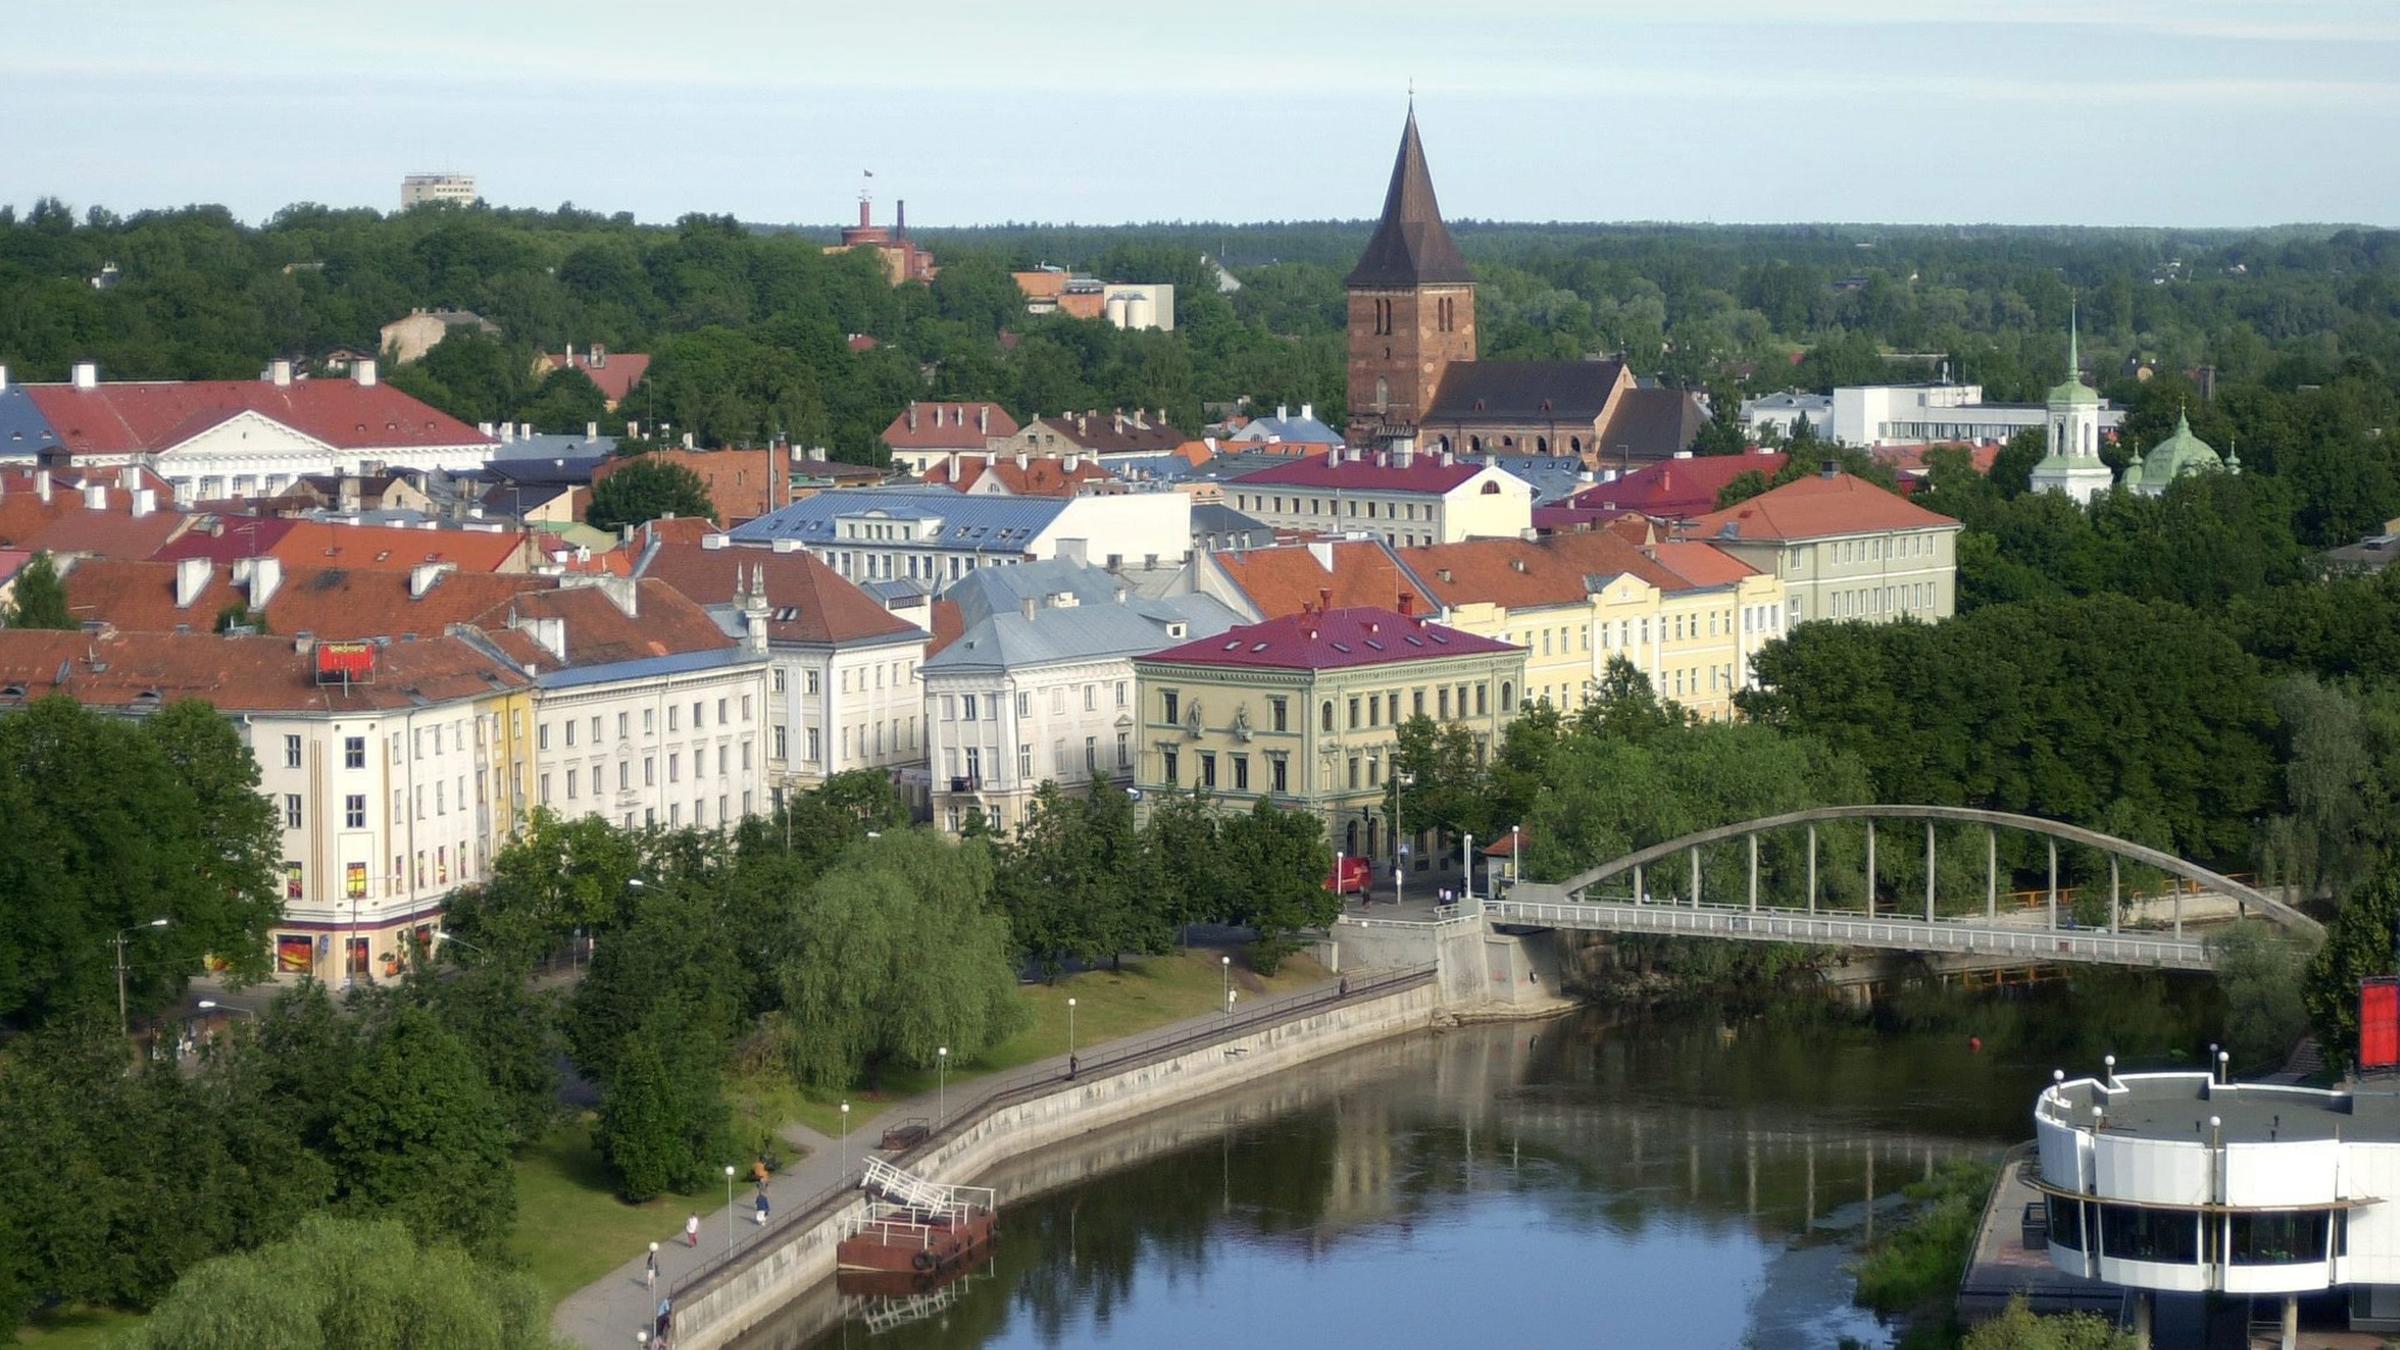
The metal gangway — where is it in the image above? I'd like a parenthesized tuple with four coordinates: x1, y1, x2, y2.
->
(861, 1156, 990, 1223)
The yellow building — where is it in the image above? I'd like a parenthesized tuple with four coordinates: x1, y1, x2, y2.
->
(1400, 530, 1786, 720)
(1131, 602, 1526, 872)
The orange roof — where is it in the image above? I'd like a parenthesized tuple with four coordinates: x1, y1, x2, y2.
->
(925, 598, 964, 657)
(1685, 472, 1959, 543)
(1210, 540, 1419, 619)
(0, 629, 527, 714)
(923, 453, 1117, 498)
(66, 558, 567, 640)
(541, 350, 651, 406)
(634, 538, 921, 646)
(493, 581, 732, 669)
(156, 519, 530, 573)
(1401, 531, 1757, 612)
(1645, 540, 1760, 588)
(882, 402, 1018, 451)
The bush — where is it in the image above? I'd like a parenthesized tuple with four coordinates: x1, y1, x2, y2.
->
(1853, 1159, 1997, 1316)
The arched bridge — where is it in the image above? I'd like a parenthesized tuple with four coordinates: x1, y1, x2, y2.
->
(1484, 806, 2320, 972)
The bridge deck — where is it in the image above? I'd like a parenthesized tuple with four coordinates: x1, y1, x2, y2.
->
(1487, 893, 2214, 971)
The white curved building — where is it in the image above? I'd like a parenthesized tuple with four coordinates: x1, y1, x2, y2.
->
(2035, 1069, 2400, 1339)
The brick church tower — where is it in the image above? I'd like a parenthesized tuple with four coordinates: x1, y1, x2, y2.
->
(1346, 107, 1477, 441)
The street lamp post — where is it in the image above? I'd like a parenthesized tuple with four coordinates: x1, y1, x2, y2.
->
(1393, 771, 1413, 908)
(723, 1165, 736, 1250)
(937, 1046, 949, 1128)
(1067, 997, 1078, 1064)
(839, 1101, 850, 1180)
(114, 918, 169, 1037)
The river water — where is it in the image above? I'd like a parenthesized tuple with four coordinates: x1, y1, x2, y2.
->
(765, 973, 2221, 1350)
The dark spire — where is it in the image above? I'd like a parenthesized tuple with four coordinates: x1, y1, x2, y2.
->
(1345, 108, 1473, 288)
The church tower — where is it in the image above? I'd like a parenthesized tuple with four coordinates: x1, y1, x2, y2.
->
(1345, 107, 1476, 442)
(2028, 305, 2113, 505)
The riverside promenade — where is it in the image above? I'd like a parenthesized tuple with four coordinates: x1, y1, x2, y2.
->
(552, 967, 1435, 1349)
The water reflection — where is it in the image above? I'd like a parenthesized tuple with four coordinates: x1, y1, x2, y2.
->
(759, 974, 2219, 1350)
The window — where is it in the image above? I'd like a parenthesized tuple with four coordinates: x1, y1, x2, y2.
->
(964, 746, 982, 781)
(1321, 701, 1335, 733)
(772, 667, 787, 693)
(284, 734, 303, 768)
(643, 708, 655, 734)
(566, 769, 579, 800)
(1348, 696, 1361, 729)
(804, 670, 819, 695)
(344, 794, 365, 829)
(1116, 731, 1130, 769)
(2230, 1210, 2331, 1265)
(1347, 756, 1360, 790)
(1438, 688, 1451, 719)
(718, 698, 728, 725)
(1084, 736, 1097, 773)
(668, 705, 680, 732)
(692, 701, 704, 728)
(741, 695, 752, 721)
(1413, 689, 1425, 717)
(1050, 687, 1065, 716)
(742, 742, 753, 771)
(1162, 690, 1179, 724)
(284, 794, 303, 828)
(962, 694, 979, 722)
(1163, 747, 1179, 785)
(668, 752, 680, 783)
(339, 734, 365, 769)
(620, 761, 631, 790)
(1501, 681, 1515, 713)
(539, 774, 552, 805)
(1271, 756, 1288, 793)
(1270, 697, 1288, 732)
(565, 719, 577, 748)
(590, 715, 601, 743)
(2097, 1204, 2202, 1265)
(1232, 755, 1249, 791)
(1018, 744, 1033, 780)
(643, 755, 656, 785)
(1115, 680, 1128, 708)
(805, 728, 820, 763)
(1083, 684, 1097, 712)
(1200, 752, 1217, 788)
(1475, 684, 1488, 716)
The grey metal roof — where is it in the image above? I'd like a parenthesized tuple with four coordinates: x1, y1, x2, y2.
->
(535, 646, 760, 690)
(945, 557, 1145, 630)
(489, 433, 618, 463)
(1475, 455, 1594, 506)
(1190, 502, 1275, 548)
(925, 591, 1240, 675)
(0, 385, 61, 459)
(728, 489, 1067, 555)
(1230, 412, 1344, 445)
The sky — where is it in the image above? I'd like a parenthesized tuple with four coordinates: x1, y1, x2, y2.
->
(3, 0, 2398, 229)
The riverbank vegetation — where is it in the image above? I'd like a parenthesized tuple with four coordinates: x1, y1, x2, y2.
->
(1852, 1158, 1996, 1335)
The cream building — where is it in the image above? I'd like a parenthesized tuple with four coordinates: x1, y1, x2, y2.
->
(1685, 470, 1961, 629)
(1225, 444, 1533, 547)
(1131, 603, 1525, 873)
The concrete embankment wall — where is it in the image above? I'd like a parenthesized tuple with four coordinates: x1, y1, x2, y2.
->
(670, 976, 1443, 1350)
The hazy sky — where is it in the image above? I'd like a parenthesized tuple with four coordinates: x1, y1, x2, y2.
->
(5, 0, 2397, 228)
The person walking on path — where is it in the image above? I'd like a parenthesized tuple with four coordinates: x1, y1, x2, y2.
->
(644, 1242, 659, 1290)
(755, 1189, 771, 1225)
(684, 1214, 700, 1248)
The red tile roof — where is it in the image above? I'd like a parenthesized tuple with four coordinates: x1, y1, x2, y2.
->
(1210, 540, 1419, 619)
(923, 453, 1117, 498)
(926, 599, 964, 657)
(1229, 450, 1482, 495)
(24, 377, 493, 456)
(155, 519, 529, 573)
(0, 629, 527, 714)
(882, 402, 1018, 451)
(634, 539, 921, 646)
(1400, 531, 1758, 612)
(493, 581, 734, 669)
(540, 351, 651, 406)
(1684, 472, 1960, 543)
(1141, 605, 1515, 671)
(65, 558, 565, 639)
(1566, 452, 1789, 520)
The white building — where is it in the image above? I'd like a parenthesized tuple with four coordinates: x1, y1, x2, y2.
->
(1102, 283, 1174, 332)
(1686, 469, 1963, 627)
(2037, 1068, 2400, 1339)
(401, 173, 477, 210)
(1224, 444, 1533, 548)
(469, 578, 774, 834)
(2029, 321, 2116, 506)
(728, 487, 1195, 593)
(923, 559, 1239, 834)
(1829, 381, 2124, 451)
(9, 360, 497, 503)
(1739, 391, 1833, 441)
(0, 627, 534, 985)
(629, 526, 933, 810)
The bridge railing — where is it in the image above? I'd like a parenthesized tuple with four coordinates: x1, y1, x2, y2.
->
(1482, 897, 2213, 969)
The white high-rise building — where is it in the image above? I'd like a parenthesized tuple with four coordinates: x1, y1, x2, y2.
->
(2028, 310, 2114, 506)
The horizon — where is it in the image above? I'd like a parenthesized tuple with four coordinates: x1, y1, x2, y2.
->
(4, 1, 2397, 230)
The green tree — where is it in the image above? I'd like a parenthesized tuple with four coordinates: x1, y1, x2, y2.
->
(586, 455, 718, 532)
(3, 552, 72, 628)
(329, 1005, 517, 1256)
(438, 808, 644, 964)
(2303, 866, 2400, 1072)
(118, 1214, 556, 1350)
(2210, 922, 2313, 1071)
(2259, 677, 2400, 906)
(594, 1000, 730, 1201)
(1217, 798, 1336, 971)
(1961, 1296, 2140, 1349)
(515, 364, 610, 434)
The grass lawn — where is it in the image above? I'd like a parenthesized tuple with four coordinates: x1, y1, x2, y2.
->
(746, 948, 1328, 1139)
(12, 1306, 141, 1350)
(507, 1116, 716, 1311)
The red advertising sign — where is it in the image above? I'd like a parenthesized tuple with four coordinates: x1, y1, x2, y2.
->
(316, 641, 375, 682)
(2363, 979, 2399, 1071)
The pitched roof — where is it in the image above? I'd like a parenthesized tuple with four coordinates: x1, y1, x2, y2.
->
(632, 538, 920, 646)
(1569, 453, 1790, 520)
(924, 453, 1117, 498)
(1142, 605, 1514, 672)
(64, 557, 564, 639)
(0, 629, 527, 715)
(1685, 471, 1961, 543)
(1345, 110, 1473, 289)
(1209, 539, 1422, 619)
(590, 447, 783, 525)
(23, 376, 493, 456)
(1601, 386, 1712, 459)
(490, 581, 735, 671)
(1029, 414, 1188, 457)
(882, 402, 1018, 451)
(1228, 449, 1485, 495)
(540, 350, 651, 405)
(728, 488, 1065, 556)
(925, 592, 1239, 674)
(1399, 530, 1757, 611)
(1427, 360, 1629, 423)
(156, 519, 528, 573)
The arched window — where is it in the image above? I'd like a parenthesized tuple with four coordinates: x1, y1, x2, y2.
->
(1469, 436, 1483, 453)
(1480, 481, 1502, 495)
(1320, 701, 1335, 733)
(1536, 437, 1548, 454)
(1570, 436, 1583, 455)
(1500, 681, 1515, 713)
(1374, 377, 1390, 411)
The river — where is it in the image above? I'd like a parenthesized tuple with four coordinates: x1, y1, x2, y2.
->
(754, 972, 2222, 1350)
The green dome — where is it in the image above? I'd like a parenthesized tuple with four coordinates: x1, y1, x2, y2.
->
(2127, 410, 2223, 491)
(2046, 375, 2101, 406)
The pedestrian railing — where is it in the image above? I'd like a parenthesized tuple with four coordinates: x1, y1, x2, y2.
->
(667, 961, 1439, 1308)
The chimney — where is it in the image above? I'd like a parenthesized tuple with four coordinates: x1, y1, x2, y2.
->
(1821, 459, 1839, 480)
(858, 197, 871, 229)
(1113, 410, 1125, 435)
(353, 359, 378, 387)
(250, 556, 284, 608)
(1021, 596, 1037, 622)
(72, 361, 98, 389)
(519, 422, 532, 441)
(896, 200, 907, 234)
(682, 432, 696, 450)
(174, 556, 213, 608)
(978, 405, 989, 434)
(908, 404, 919, 431)
(589, 343, 606, 368)
(82, 482, 107, 510)
(1318, 585, 1332, 614)
(1276, 405, 1288, 421)
(500, 423, 516, 443)
(1397, 591, 1414, 617)
(1015, 453, 1028, 472)
(1064, 453, 1079, 472)
(0, 364, 9, 391)
(131, 488, 155, 518)
(35, 469, 51, 502)
(410, 561, 455, 599)
(1301, 402, 1313, 421)
(586, 420, 598, 441)
(268, 358, 293, 387)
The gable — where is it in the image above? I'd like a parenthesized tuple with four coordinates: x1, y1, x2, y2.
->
(152, 408, 337, 459)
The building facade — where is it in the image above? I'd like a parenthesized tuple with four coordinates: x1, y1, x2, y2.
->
(1225, 446, 1534, 547)
(882, 402, 1018, 476)
(1686, 471, 1962, 628)
(1131, 604, 1524, 871)
(400, 173, 476, 210)
(729, 488, 1194, 592)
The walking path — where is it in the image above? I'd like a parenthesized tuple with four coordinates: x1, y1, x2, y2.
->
(551, 980, 1337, 1349)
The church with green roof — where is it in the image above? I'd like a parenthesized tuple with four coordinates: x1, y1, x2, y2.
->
(2120, 409, 2238, 497)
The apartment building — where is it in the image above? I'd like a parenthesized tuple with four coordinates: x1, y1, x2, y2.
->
(728, 487, 1193, 593)
(1684, 470, 1962, 627)
(1224, 445, 1533, 547)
